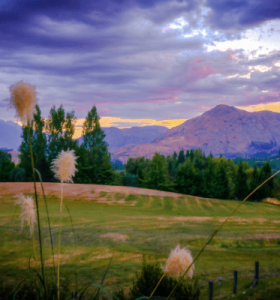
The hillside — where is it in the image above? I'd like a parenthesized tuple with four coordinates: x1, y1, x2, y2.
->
(110, 105, 280, 160)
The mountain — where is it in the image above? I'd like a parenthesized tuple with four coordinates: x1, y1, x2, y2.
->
(110, 104, 280, 161)
(0, 119, 22, 151)
(78, 126, 169, 148)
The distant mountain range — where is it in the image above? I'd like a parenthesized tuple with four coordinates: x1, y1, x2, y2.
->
(110, 105, 280, 161)
(77, 126, 169, 148)
(0, 120, 168, 156)
(3, 104, 280, 164)
(0, 119, 22, 151)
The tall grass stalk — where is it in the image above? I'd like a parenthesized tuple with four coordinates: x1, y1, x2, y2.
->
(27, 121, 47, 299)
(51, 149, 78, 300)
(57, 182, 64, 300)
(36, 169, 56, 280)
(164, 169, 280, 300)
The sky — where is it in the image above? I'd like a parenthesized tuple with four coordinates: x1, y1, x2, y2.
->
(1, 0, 280, 139)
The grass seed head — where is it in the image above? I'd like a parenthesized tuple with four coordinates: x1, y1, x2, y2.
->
(9, 81, 37, 126)
(51, 149, 78, 183)
(164, 244, 194, 279)
(14, 194, 37, 236)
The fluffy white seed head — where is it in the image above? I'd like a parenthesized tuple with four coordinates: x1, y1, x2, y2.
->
(9, 81, 37, 126)
(164, 245, 194, 278)
(14, 194, 37, 236)
(51, 149, 78, 183)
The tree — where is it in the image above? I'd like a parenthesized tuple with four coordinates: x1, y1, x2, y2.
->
(166, 154, 177, 181)
(143, 152, 169, 191)
(176, 160, 199, 195)
(213, 161, 230, 199)
(18, 124, 33, 181)
(79, 106, 114, 184)
(0, 150, 15, 181)
(177, 149, 185, 165)
(249, 165, 260, 201)
(19, 105, 51, 182)
(257, 162, 273, 200)
(125, 156, 149, 187)
(234, 163, 249, 200)
(46, 105, 66, 165)
(202, 158, 216, 198)
(32, 105, 51, 181)
(193, 149, 206, 171)
(46, 105, 78, 181)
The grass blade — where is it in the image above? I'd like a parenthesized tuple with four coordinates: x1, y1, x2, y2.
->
(65, 204, 77, 248)
(93, 256, 113, 299)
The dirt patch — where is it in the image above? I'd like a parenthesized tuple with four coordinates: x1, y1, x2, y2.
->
(174, 216, 212, 222)
(238, 233, 280, 240)
(263, 198, 280, 206)
(218, 217, 267, 224)
(0, 182, 182, 199)
(101, 233, 128, 242)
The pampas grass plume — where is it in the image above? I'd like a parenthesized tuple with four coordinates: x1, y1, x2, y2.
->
(14, 194, 37, 236)
(9, 81, 37, 125)
(51, 149, 78, 183)
(164, 245, 194, 278)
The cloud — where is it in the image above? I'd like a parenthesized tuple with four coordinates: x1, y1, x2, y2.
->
(1, 0, 280, 124)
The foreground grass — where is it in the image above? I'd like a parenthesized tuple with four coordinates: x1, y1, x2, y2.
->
(1, 188, 280, 299)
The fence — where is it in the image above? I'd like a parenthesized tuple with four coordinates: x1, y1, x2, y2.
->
(207, 261, 279, 300)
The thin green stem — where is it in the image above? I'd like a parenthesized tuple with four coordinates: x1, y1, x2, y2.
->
(57, 182, 63, 300)
(165, 170, 280, 300)
(27, 121, 47, 300)
(36, 169, 56, 280)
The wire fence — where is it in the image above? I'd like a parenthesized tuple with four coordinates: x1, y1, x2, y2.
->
(206, 261, 280, 300)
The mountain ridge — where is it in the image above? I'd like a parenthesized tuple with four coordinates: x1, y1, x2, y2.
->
(110, 104, 280, 161)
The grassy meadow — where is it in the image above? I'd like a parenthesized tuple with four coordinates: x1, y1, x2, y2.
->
(1, 184, 280, 299)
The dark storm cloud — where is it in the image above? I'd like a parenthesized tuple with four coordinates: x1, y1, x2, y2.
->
(205, 0, 280, 30)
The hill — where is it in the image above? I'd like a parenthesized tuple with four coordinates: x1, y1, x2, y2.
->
(110, 105, 280, 161)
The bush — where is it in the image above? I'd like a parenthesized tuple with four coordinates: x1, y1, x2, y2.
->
(117, 260, 200, 300)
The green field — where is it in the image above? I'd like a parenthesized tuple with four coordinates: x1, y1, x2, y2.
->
(1, 187, 280, 299)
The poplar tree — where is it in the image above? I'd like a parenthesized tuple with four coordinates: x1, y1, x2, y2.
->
(46, 105, 78, 180)
(19, 105, 49, 181)
(80, 106, 114, 184)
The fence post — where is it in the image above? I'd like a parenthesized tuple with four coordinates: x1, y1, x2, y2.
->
(209, 280, 213, 300)
(255, 261, 259, 285)
(219, 277, 222, 300)
(233, 270, 238, 295)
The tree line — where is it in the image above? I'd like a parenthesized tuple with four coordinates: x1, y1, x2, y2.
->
(119, 149, 276, 201)
(1, 104, 115, 184)
(0, 106, 277, 201)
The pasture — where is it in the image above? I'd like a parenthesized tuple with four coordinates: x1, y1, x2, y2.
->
(1, 182, 280, 299)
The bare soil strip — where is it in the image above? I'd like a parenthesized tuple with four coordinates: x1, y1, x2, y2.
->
(0, 182, 182, 199)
